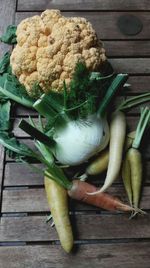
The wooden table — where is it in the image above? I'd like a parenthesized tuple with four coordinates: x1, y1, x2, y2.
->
(0, 1, 150, 267)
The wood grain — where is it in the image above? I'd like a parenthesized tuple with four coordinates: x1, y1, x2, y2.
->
(15, 12, 150, 40)
(1, 214, 150, 241)
(0, 243, 150, 268)
(0, 0, 17, 56)
(105, 41, 150, 57)
(1, 185, 150, 213)
(3, 159, 150, 186)
(4, 163, 44, 186)
(17, 0, 150, 11)
(110, 58, 150, 74)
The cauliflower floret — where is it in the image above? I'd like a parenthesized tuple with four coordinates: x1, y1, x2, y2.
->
(10, 9, 106, 96)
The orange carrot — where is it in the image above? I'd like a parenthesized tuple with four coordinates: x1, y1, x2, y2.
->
(68, 180, 138, 212)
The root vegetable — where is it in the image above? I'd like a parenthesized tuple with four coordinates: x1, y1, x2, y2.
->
(44, 175, 73, 253)
(122, 107, 150, 211)
(68, 180, 136, 213)
(122, 156, 133, 206)
(90, 111, 126, 194)
(126, 148, 142, 209)
(86, 149, 109, 175)
(86, 130, 136, 176)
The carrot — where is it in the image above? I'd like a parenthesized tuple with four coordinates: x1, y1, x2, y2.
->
(86, 131, 136, 177)
(44, 175, 73, 253)
(68, 180, 137, 213)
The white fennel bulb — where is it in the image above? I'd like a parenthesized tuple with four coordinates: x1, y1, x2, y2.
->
(53, 114, 109, 165)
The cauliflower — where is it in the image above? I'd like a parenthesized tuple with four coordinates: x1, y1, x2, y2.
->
(10, 10, 106, 96)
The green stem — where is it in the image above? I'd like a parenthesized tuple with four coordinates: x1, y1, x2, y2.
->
(33, 96, 58, 119)
(19, 119, 56, 148)
(132, 107, 150, 149)
(116, 92, 150, 112)
(63, 81, 67, 109)
(44, 167, 72, 190)
(0, 86, 33, 108)
(33, 93, 69, 125)
(19, 118, 71, 190)
(97, 73, 128, 117)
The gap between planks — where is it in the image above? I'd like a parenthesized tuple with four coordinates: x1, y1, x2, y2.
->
(16, 0, 150, 11)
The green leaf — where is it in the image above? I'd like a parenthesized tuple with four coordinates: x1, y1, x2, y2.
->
(0, 25, 17, 44)
(68, 62, 114, 119)
(0, 52, 11, 74)
(0, 132, 37, 158)
(0, 73, 34, 108)
(31, 82, 43, 99)
(0, 101, 11, 131)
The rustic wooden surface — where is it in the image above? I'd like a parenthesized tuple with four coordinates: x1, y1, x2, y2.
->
(0, 1, 150, 267)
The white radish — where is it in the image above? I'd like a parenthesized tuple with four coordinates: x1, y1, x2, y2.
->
(90, 111, 126, 194)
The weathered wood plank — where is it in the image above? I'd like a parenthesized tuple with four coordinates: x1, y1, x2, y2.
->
(0, 243, 150, 268)
(4, 163, 44, 186)
(124, 76, 150, 94)
(4, 159, 150, 186)
(1, 186, 150, 213)
(15, 12, 150, 40)
(105, 41, 150, 57)
(110, 58, 150, 74)
(17, 0, 150, 11)
(0, 0, 17, 56)
(0, 214, 150, 241)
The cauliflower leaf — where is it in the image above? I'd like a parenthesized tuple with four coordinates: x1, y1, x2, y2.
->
(0, 25, 17, 44)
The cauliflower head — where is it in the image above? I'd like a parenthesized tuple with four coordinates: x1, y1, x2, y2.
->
(10, 10, 106, 96)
